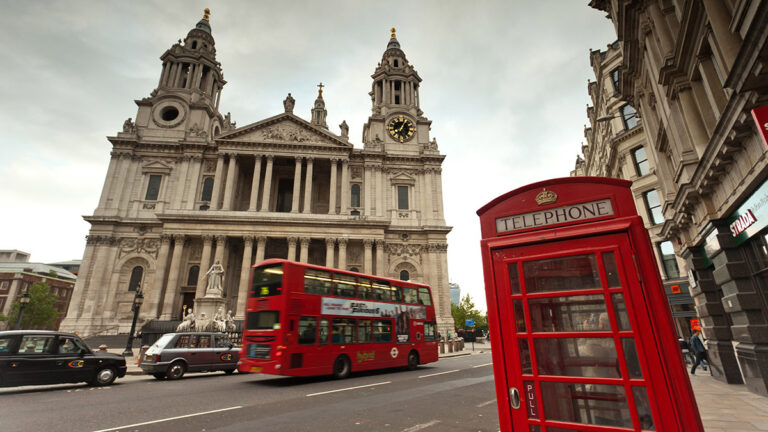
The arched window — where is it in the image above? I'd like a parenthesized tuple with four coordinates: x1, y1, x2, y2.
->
(201, 178, 214, 202)
(187, 265, 200, 286)
(351, 184, 361, 208)
(400, 270, 410, 281)
(621, 104, 638, 130)
(128, 266, 143, 292)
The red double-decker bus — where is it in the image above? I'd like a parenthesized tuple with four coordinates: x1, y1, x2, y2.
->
(238, 259, 439, 379)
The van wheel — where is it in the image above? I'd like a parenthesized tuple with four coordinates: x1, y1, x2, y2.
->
(333, 355, 351, 379)
(407, 351, 420, 370)
(166, 361, 186, 380)
(90, 367, 117, 386)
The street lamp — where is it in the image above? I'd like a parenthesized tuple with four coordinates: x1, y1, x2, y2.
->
(14, 292, 31, 330)
(122, 285, 144, 357)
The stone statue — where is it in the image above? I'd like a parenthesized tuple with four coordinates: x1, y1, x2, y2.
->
(339, 120, 349, 138)
(225, 310, 236, 332)
(176, 309, 195, 332)
(122, 118, 135, 133)
(283, 93, 295, 113)
(212, 306, 226, 332)
(203, 260, 224, 298)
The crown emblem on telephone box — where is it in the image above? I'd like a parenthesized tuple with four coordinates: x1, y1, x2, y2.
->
(535, 188, 558, 206)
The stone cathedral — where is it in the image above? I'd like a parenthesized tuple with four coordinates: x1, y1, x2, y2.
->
(60, 11, 453, 337)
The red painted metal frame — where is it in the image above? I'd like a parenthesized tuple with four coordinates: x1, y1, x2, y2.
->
(478, 177, 703, 432)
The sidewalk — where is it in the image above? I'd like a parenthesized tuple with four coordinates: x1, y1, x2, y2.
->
(688, 373, 768, 431)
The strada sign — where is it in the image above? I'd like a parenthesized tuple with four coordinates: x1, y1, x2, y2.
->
(496, 199, 614, 233)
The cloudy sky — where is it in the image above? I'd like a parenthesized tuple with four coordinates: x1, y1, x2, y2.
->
(0, 1, 617, 311)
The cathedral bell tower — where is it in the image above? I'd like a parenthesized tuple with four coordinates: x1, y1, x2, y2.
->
(362, 28, 434, 156)
(127, 8, 227, 143)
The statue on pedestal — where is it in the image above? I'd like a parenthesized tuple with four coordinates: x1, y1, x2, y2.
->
(204, 261, 224, 298)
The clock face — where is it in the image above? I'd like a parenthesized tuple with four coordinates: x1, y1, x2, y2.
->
(387, 115, 415, 142)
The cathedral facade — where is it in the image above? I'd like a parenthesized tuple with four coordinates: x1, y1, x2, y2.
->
(60, 11, 453, 337)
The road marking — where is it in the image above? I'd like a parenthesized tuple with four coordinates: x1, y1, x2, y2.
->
(418, 369, 459, 378)
(402, 419, 441, 431)
(476, 399, 496, 408)
(91, 406, 242, 432)
(306, 381, 391, 397)
(473, 362, 493, 368)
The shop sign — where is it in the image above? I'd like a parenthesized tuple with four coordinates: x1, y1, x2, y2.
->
(728, 180, 768, 246)
(752, 105, 768, 148)
(496, 199, 614, 233)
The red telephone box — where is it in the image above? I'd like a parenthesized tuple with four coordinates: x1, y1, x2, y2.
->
(477, 177, 703, 432)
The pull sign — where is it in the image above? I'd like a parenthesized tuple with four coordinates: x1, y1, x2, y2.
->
(525, 381, 539, 418)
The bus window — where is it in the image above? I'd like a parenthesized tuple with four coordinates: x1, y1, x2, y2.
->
(304, 269, 331, 295)
(418, 287, 432, 305)
(372, 280, 390, 301)
(246, 311, 280, 330)
(251, 265, 283, 297)
(357, 277, 372, 299)
(298, 317, 317, 345)
(424, 322, 436, 341)
(373, 319, 393, 343)
(391, 285, 403, 302)
(334, 274, 356, 298)
(403, 287, 418, 304)
(319, 319, 329, 344)
(332, 318, 355, 344)
(358, 319, 372, 343)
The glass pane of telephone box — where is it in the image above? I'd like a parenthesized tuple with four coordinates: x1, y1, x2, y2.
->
(523, 254, 601, 293)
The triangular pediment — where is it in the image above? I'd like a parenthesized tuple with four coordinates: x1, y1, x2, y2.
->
(141, 160, 173, 173)
(217, 113, 351, 148)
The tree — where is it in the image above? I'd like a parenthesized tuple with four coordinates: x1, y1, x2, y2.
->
(1, 281, 61, 330)
(451, 293, 487, 332)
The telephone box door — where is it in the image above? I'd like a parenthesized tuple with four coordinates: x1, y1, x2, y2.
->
(493, 233, 662, 431)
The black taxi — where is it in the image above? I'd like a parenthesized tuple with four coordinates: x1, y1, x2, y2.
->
(0, 330, 127, 387)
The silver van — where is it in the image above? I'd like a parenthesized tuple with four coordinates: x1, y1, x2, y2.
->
(139, 332, 239, 380)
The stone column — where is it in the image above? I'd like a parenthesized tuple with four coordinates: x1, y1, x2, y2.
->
(146, 235, 172, 319)
(287, 237, 298, 261)
(97, 153, 120, 209)
(82, 237, 115, 319)
(340, 159, 350, 215)
(172, 156, 191, 209)
(363, 239, 373, 275)
(328, 158, 338, 214)
(236, 236, 254, 319)
(291, 157, 303, 213)
(160, 235, 186, 320)
(185, 156, 203, 209)
(260, 156, 274, 212)
(63, 236, 99, 321)
(299, 237, 311, 263)
(338, 238, 348, 270)
(364, 165, 372, 216)
(701, 0, 740, 73)
(210, 155, 226, 210)
(325, 238, 336, 268)
(677, 86, 710, 156)
(255, 236, 267, 263)
(434, 167, 445, 220)
(221, 153, 238, 211)
(249, 155, 263, 211)
(196, 235, 214, 299)
(118, 156, 140, 212)
(375, 239, 385, 276)
(376, 166, 384, 217)
(435, 243, 453, 338)
(213, 235, 228, 265)
(303, 157, 314, 213)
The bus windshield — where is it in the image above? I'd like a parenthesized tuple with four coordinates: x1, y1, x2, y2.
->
(250, 265, 283, 297)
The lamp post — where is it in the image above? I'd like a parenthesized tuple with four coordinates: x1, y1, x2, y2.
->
(122, 285, 144, 357)
(14, 292, 31, 330)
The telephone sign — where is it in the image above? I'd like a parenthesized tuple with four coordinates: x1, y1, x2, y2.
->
(478, 177, 704, 432)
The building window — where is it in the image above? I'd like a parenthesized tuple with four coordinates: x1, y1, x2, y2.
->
(145, 175, 162, 201)
(187, 265, 200, 286)
(351, 184, 361, 208)
(643, 189, 664, 225)
(658, 241, 680, 278)
(400, 270, 409, 281)
(201, 178, 214, 202)
(128, 266, 143, 291)
(621, 104, 638, 130)
(610, 68, 620, 92)
(632, 146, 650, 177)
(397, 186, 409, 210)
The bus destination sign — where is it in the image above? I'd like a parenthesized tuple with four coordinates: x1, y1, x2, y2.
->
(496, 198, 614, 234)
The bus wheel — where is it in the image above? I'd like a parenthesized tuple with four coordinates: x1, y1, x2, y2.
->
(333, 355, 351, 379)
(407, 351, 419, 370)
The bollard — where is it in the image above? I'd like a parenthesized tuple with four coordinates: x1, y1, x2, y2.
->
(98, 344, 108, 352)
(448, 339, 454, 353)
(439, 341, 445, 354)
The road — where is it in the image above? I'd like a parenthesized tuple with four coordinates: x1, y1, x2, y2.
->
(0, 351, 500, 432)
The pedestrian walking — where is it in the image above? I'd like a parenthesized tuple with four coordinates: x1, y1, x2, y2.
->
(689, 329, 708, 375)
(679, 337, 695, 365)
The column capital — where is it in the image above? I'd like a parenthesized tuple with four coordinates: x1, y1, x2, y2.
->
(326, 237, 337, 247)
(202, 234, 215, 243)
(266, 155, 274, 161)
(363, 238, 374, 248)
(160, 234, 173, 244)
(243, 235, 255, 245)
(337, 237, 348, 247)
(306, 156, 315, 163)
(215, 235, 227, 243)
(256, 235, 268, 245)
(295, 155, 305, 161)
(300, 237, 311, 246)
(287, 237, 298, 247)
(375, 239, 386, 248)
(172, 234, 186, 242)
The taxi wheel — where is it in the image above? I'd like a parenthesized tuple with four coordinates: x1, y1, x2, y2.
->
(407, 351, 420, 370)
(224, 369, 236, 375)
(90, 367, 117, 386)
(332, 355, 351, 379)
(166, 361, 186, 380)
(152, 373, 167, 380)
